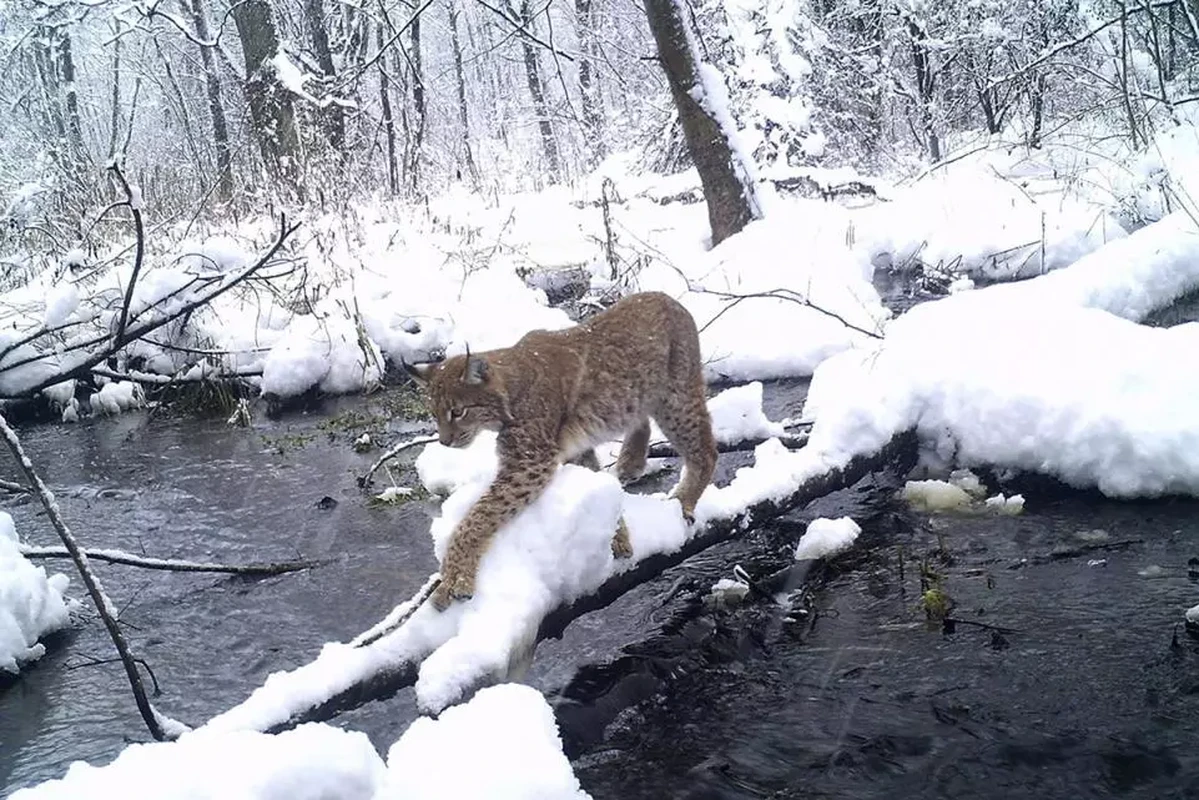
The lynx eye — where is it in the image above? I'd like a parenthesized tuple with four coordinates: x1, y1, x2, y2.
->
(448, 406, 466, 421)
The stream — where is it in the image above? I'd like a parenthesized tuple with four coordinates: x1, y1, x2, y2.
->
(2, 278, 1199, 797)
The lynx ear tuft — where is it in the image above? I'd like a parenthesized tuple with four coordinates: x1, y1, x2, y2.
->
(401, 357, 434, 385)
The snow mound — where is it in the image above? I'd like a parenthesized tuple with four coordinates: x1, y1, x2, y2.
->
(794, 516, 861, 561)
(9, 723, 386, 800)
(379, 684, 591, 800)
(859, 161, 1126, 280)
(91, 380, 144, 416)
(1, 512, 72, 674)
(804, 213, 1199, 499)
(636, 209, 889, 381)
(416, 465, 625, 712)
(262, 313, 383, 397)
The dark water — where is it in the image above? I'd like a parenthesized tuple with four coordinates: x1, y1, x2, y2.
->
(567, 485, 1199, 799)
(0, 399, 442, 793)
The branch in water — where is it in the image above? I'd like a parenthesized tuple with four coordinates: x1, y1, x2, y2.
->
(19, 545, 326, 575)
(357, 433, 439, 489)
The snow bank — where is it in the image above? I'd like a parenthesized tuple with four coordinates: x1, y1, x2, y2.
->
(262, 313, 383, 397)
(803, 212, 1199, 499)
(379, 684, 591, 800)
(0, 512, 72, 674)
(636, 211, 889, 381)
(793, 516, 860, 561)
(858, 162, 1125, 280)
(9, 723, 386, 800)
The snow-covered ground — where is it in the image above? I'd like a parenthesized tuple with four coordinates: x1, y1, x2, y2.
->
(0, 511, 73, 674)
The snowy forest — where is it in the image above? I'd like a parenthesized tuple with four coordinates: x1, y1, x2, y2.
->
(4, 0, 1199, 795)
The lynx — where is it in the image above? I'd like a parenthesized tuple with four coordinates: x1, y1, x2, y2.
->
(405, 291, 718, 611)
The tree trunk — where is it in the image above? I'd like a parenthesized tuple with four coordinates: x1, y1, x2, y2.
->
(409, 7, 427, 192)
(576, 0, 605, 165)
(231, 0, 303, 194)
(642, 0, 759, 246)
(56, 30, 85, 164)
(449, 5, 479, 185)
(187, 0, 234, 201)
(907, 17, 940, 162)
(377, 21, 399, 194)
(107, 21, 122, 160)
(302, 0, 346, 154)
(517, 0, 562, 181)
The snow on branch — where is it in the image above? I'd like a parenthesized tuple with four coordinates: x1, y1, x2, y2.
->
(18, 545, 325, 576)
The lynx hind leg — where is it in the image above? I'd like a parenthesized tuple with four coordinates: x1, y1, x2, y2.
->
(611, 516, 633, 558)
(616, 419, 651, 484)
(653, 386, 717, 524)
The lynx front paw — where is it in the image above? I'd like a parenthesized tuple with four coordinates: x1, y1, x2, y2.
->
(431, 569, 476, 611)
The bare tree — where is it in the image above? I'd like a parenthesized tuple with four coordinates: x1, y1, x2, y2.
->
(643, 0, 759, 245)
(302, 0, 347, 155)
(184, 0, 235, 201)
(516, 0, 562, 181)
(449, 4, 479, 184)
(576, 0, 605, 165)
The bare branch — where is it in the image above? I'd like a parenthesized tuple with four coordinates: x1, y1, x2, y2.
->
(20, 545, 325, 575)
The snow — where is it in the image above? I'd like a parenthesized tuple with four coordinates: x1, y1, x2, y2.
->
(43, 282, 79, 328)
(793, 516, 861, 561)
(0, 511, 72, 674)
(8, 723, 387, 800)
(1186, 604, 1199, 624)
(90, 380, 144, 416)
(379, 684, 591, 800)
(803, 211, 1199, 499)
(261, 313, 383, 397)
(634, 209, 889, 381)
(858, 161, 1126, 280)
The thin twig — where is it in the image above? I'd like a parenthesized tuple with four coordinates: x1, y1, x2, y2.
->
(357, 433, 439, 489)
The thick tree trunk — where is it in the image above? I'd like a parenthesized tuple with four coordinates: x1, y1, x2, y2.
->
(449, 5, 479, 184)
(643, 0, 759, 245)
(186, 0, 234, 200)
(231, 0, 303, 194)
(302, 0, 346, 154)
(518, 0, 562, 181)
(56, 30, 85, 163)
(907, 17, 941, 162)
(576, 0, 605, 165)
(107, 22, 122, 160)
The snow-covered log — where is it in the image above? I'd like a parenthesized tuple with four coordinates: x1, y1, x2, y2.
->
(200, 429, 916, 736)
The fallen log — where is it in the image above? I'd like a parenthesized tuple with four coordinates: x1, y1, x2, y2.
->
(19, 545, 326, 575)
(208, 429, 916, 736)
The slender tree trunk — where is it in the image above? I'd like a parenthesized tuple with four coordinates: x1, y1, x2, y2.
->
(377, 21, 399, 194)
(185, 0, 234, 201)
(153, 38, 206, 177)
(448, 5, 479, 184)
(409, 7, 427, 191)
(56, 30, 85, 164)
(231, 0, 303, 194)
(642, 0, 759, 245)
(518, 0, 562, 181)
(303, 0, 346, 154)
(907, 17, 940, 162)
(108, 21, 122, 160)
(576, 0, 605, 165)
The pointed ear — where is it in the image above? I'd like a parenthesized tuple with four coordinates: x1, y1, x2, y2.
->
(462, 354, 489, 386)
(401, 356, 434, 385)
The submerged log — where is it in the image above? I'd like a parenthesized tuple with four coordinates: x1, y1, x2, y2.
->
(210, 429, 917, 735)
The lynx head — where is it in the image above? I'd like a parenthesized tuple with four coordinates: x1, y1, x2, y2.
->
(403, 348, 512, 448)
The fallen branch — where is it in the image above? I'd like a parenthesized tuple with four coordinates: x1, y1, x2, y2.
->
(356, 433, 439, 489)
(0, 411, 177, 741)
(19, 545, 325, 575)
(212, 429, 917, 735)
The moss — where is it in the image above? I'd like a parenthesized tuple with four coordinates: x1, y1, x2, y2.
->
(260, 430, 317, 454)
